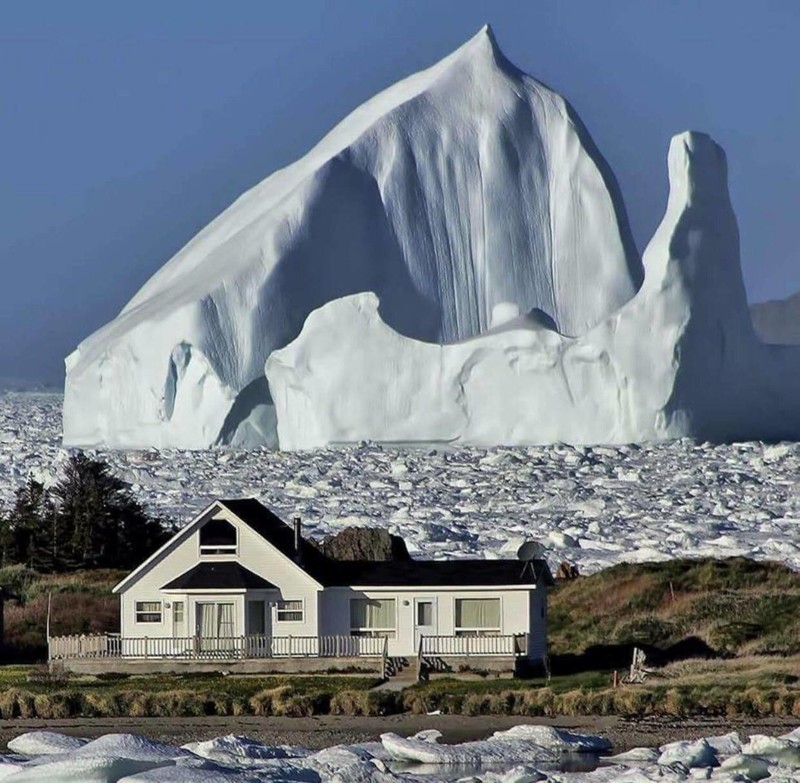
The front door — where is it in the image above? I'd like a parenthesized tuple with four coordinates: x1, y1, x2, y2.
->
(413, 597, 437, 650)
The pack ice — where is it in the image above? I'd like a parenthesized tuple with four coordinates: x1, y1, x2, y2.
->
(62, 25, 641, 449)
(268, 131, 800, 448)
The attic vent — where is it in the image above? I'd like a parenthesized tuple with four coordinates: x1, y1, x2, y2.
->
(200, 518, 238, 556)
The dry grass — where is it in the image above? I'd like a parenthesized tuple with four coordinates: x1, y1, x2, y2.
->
(1, 569, 124, 661)
(549, 557, 800, 658)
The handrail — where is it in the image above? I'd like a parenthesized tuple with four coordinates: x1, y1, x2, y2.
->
(48, 633, 387, 661)
(419, 634, 527, 657)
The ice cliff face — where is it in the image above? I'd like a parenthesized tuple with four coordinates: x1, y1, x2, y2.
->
(267, 132, 800, 448)
(63, 26, 640, 449)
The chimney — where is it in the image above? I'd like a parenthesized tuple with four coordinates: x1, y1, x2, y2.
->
(293, 517, 302, 562)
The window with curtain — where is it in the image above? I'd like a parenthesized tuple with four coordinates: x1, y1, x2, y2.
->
(350, 598, 396, 638)
(217, 603, 235, 637)
(135, 601, 162, 623)
(276, 600, 303, 622)
(196, 603, 236, 638)
(454, 598, 501, 636)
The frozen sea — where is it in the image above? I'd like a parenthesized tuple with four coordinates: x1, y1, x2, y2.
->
(2, 392, 800, 574)
(1, 724, 799, 782)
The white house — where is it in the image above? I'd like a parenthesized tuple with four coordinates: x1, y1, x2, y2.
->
(50, 499, 552, 676)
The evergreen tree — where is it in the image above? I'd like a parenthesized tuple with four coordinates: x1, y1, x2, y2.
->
(50, 453, 170, 570)
(4, 480, 54, 570)
(0, 455, 170, 572)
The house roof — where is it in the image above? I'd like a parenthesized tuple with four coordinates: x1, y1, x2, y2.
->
(162, 561, 277, 591)
(218, 498, 554, 588)
(318, 558, 553, 587)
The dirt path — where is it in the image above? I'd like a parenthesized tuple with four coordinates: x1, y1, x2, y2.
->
(0, 714, 797, 753)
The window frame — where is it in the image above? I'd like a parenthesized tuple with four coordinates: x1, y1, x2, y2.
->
(453, 596, 502, 637)
(134, 600, 162, 624)
(198, 518, 239, 557)
(275, 599, 304, 623)
(172, 601, 185, 636)
(349, 597, 397, 639)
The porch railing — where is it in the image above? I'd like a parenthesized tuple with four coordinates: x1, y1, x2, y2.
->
(48, 633, 387, 661)
(419, 633, 527, 657)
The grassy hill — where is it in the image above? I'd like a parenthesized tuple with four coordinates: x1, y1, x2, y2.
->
(548, 557, 800, 662)
(0, 566, 123, 661)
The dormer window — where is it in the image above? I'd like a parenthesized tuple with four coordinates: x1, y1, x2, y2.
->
(199, 518, 238, 556)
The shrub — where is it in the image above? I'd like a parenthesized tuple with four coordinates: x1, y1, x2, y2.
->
(613, 687, 653, 717)
(662, 688, 693, 717)
(332, 689, 400, 716)
(249, 686, 286, 716)
(520, 687, 556, 717)
(32, 691, 81, 719)
(0, 565, 40, 601)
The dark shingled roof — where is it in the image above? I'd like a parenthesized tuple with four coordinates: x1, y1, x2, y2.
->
(162, 561, 277, 591)
(218, 498, 554, 588)
(318, 559, 553, 587)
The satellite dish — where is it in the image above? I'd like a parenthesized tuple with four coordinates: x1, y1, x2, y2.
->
(517, 540, 544, 561)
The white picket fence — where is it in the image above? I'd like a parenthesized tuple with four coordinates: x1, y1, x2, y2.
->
(48, 633, 387, 661)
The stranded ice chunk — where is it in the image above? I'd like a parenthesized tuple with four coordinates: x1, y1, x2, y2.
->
(63, 25, 640, 450)
(6, 732, 88, 756)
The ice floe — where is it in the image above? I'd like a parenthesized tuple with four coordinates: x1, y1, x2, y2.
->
(7, 392, 800, 576)
(2, 725, 800, 781)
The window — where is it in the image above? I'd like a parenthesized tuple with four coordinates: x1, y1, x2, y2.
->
(276, 600, 303, 622)
(173, 601, 185, 636)
(417, 601, 433, 626)
(454, 598, 501, 636)
(199, 518, 238, 555)
(135, 601, 162, 623)
(350, 598, 396, 638)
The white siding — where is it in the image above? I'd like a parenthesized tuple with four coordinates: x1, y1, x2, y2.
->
(120, 507, 321, 639)
(320, 586, 535, 657)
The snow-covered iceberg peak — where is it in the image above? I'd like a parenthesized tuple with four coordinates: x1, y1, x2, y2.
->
(268, 131, 800, 449)
(63, 26, 641, 450)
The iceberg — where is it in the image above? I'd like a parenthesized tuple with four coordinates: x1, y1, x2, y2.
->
(63, 25, 640, 450)
(268, 132, 800, 448)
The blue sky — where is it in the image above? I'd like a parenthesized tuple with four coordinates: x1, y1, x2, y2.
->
(1, 0, 799, 384)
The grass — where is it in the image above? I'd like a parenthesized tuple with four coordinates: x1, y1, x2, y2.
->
(402, 656, 800, 718)
(0, 567, 124, 661)
(0, 670, 385, 719)
(548, 557, 800, 659)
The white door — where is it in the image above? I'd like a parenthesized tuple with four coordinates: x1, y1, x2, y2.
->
(414, 597, 437, 650)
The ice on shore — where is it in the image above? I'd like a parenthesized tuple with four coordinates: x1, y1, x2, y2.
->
(380, 731, 558, 766)
(6, 731, 88, 756)
(182, 736, 311, 766)
(2, 725, 800, 781)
